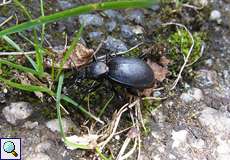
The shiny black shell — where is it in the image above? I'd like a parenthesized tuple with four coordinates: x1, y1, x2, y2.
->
(107, 57, 154, 89)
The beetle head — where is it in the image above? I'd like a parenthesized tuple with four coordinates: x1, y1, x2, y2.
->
(87, 61, 109, 79)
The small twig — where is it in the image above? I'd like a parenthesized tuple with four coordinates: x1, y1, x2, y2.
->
(0, 15, 13, 27)
(98, 100, 139, 148)
(97, 42, 144, 60)
(182, 3, 205, 10)
(98, 103, 129, 148)
(0, 0, 12, 6)
(186, 42, 205, 67)
(163, 22, 194, 90)
(0, 51, 35, 56)
(116, 42, 144, 56)
(114, 126, 133, 135)
(136, 98, 146, 132)
(142, 96, 168, 100)
(93, 41, 104, 58)
(152, 87, 165, 91)
(52, 96, 69, 115)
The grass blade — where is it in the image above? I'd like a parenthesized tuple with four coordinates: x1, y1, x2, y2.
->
(0, 59, 40, 76)
(40, 0, 46, 45)
(2, 34, 38, 70)
(2, 35, 21, 51)
(61, 95, 104, 124)
(98, 93, 114, 118)
(56, 73, 66, 139)
(0, 77, 54, 95)
(0, 0, 158, 37)
(56, 74, 91, 149)
(56, 25, 83, 79)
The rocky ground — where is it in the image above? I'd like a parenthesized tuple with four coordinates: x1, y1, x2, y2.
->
(0, 0, 230, 160)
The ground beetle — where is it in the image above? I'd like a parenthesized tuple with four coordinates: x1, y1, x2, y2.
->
(86, 56, 155, 92)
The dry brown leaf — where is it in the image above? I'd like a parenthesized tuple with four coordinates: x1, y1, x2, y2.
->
(45, 43, 94, 69)
(159, 56, 172, 66)
(147, 60, 168, 82)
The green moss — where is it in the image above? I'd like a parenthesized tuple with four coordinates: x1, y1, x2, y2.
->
(41, 107, 57, 119)
(141, 99, 162, 135)
(124, 47, 141, 58)
(168, 29, 206, 66)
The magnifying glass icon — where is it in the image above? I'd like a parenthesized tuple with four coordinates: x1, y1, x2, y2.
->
(3, 141, 18, 157)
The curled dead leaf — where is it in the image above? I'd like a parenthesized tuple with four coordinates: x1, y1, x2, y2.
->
(45, 43, 94, 69)
(147, 60, 168, 82)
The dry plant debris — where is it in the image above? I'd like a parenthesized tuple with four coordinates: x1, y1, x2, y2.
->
(45, 43, 94, 69)
(147, 60, 168, 82)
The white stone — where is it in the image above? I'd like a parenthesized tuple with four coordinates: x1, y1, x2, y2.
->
(46, 118, 76, 133)
(171, 130, 188, 148)
(115, 135, 120, 140)
(153, 154, 161, 160)
(26, 153, 51, 160)
(35, 141, 52, 153)
(199, 107, 230, 160)
(180, 88, 203, 103)
(23, 121, 38, 129)
(210, 10, 221, 21)
(132, 25, 144, 35)
(2, 102, 33, 125)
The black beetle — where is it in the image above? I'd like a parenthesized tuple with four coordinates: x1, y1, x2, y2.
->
(86, 56, 154, 90)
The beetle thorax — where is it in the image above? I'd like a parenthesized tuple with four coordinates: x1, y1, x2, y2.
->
(88, 61, 109, 79)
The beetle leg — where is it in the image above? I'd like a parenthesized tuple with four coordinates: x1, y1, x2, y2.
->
(109, 84, 124, 101)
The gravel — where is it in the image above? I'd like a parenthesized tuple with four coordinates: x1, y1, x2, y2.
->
(79, 14, 104, 27)
(104, 36, 128, 52)
(2, 102, 33, 125)
(46, 118, 77, 133)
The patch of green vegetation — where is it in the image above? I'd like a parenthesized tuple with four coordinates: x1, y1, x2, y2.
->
(0, 39, 15, 52)
(125, 47, 141, 58)
(41, 107, 57, 119)
(168, 29, 206, 66)
(141, 99, 162, 135)
(143, 99, 161, 113)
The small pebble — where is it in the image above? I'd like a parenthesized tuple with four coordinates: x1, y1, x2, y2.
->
(180, 88, 204, 103)
(35, 141, 52, 153)
(121, 25, 134, 38)
(58, 0, 73, 10)
(26, 153, 51, 160)
(104, 36, 128, 52)
(210, 10, 221, 22)
(195, 69, 218, 88)
(2, 102, 33, 125)
(104, 10, 124, 22)
(127, 10, 144, 24)
(46, 118, 76, 133)
(105, 21, 117, 32)
(115, 135, 120, 140)
(23, 121, 39, 129)
(88, 31, 103, 41)
(171, 130, 188, 148)
(79, 14, 103, 27)
(204, 59, 213, 67)
(150, 4, 160, 11)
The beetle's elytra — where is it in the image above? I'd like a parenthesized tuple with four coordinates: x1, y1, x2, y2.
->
(87, 56, 154, 89)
